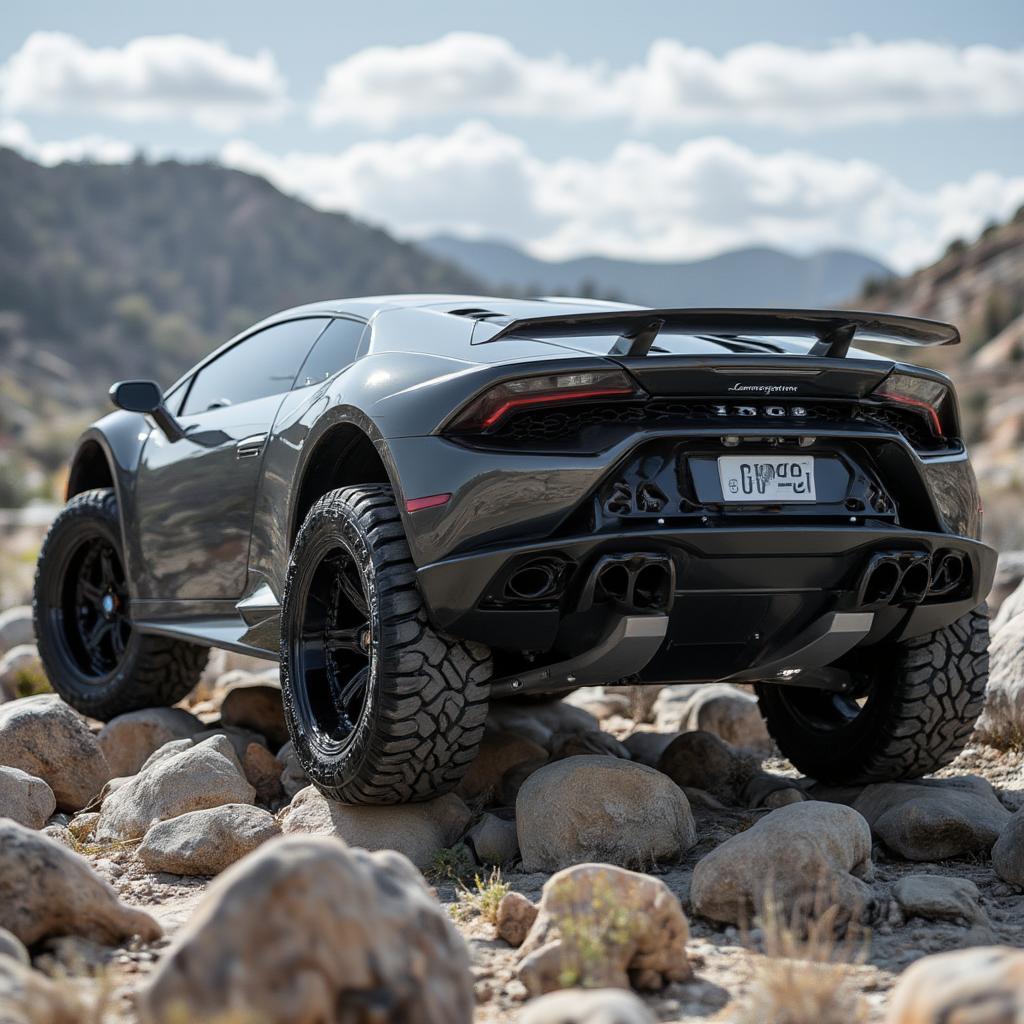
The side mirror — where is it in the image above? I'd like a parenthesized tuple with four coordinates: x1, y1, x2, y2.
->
(109, 380, 185, 442)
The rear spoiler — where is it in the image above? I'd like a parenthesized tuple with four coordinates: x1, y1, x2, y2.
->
(476, 308, 959, 359)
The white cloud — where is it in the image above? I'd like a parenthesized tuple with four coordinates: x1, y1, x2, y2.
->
(0, 32, 288, 132)
(220, 122, 1024, 272)
(311, 32, 1024, 130)
(0, 117, 135, 164)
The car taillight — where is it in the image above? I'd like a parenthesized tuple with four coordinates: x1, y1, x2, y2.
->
(445, 369, 642, 432)
(871, 373, 954, 438)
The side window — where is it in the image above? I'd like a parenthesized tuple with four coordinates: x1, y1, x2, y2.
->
(182, 318, 328, 415)
(291, 318, 366, 390)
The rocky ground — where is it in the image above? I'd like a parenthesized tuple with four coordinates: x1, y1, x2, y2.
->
(1, 602, 1024, 1022)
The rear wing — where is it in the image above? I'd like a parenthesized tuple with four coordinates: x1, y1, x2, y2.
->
(474, 308, 959, 359)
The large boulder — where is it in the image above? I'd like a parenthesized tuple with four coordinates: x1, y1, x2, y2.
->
(456, 729, 549, 800)
(992, 805, 1024, 887)
(0, 927, 28, 964)
(993, 571, 1024, 632)
(690, 801, 873, 928)
(219, 681, 289, 747)
(137, 836, 473, 1024)
(97, 707, 204, 778)
(520, 988, 656, 1024)
(0, 764, 56, 829)
(838, 776, 1010, 861)
(96, 734, 255, 841)
(0, 606, 34, 655)
(516, 864, 691, 994)
(139, 803, 281, 876)
(676, 684, 771, 751)
(0, 819, 160, 946)
(621, 730, 677, 767)
(977, 610, 1024, 745)
(516, 756, 696, 872)
(0, 695, 110, 811)
(885, 947, 1024, 1024)
(280, 786, 471, 869)
(657, 731, 805, 809)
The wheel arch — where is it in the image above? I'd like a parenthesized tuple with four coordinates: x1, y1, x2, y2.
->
(288, 410, 403, 548)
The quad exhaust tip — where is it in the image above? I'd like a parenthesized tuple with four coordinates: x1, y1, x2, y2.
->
(505, 558, 566, 601)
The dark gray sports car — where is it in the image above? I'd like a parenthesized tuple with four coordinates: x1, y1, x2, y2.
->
(35, 295, 994, 803)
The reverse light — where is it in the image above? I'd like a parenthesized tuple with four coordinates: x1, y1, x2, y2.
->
(446, 369, 642, 432)
(872, 373, 952, 437)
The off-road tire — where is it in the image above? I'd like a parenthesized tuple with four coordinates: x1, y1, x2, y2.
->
(34, 488, 208, 720)
(280, 484, 492, 804)
(755, 607, 989, 783)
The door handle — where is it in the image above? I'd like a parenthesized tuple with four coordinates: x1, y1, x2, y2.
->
(236, 434, 267, 459)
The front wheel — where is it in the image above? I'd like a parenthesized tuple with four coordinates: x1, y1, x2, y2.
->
(34, 488, 208, 720)
(756, 608, 989, 783)
(280, 485, 492, 804)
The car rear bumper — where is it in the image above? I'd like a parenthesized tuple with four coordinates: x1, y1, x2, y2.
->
(416, 524, 996, 685)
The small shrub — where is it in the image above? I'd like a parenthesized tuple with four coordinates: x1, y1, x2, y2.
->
(451, 869, 510, 926)
(426, 844, 476, 883)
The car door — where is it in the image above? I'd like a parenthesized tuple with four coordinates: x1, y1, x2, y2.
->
(133, 317, 329, 602)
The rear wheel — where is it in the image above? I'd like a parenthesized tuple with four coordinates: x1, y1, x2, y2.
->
(280, 484, 492, 804)
(34, 488, 208, 720)
(756, 608, 989, 783)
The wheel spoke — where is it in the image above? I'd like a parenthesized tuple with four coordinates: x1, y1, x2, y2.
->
(87, 617, 113, 651)
(324, 624, 368, 655)
(99, 547, 116, 588)
(337, 670, 368, 709)
(79, 580, 103, 605)
(336, 567, 368, 616)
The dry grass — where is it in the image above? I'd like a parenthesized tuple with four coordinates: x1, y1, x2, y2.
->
(451, 868, 511, 925)
(735, 889, 870, 1024)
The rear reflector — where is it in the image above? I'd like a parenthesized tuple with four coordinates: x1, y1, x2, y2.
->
(405, 493, 451, 513)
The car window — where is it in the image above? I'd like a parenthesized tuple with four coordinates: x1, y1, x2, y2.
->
(291, 318, 366, 390)
(182, 318, 328, 415)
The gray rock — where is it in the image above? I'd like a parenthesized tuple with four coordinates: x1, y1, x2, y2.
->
(496, 891, 537, 946)
(0, 645, 48, 701)
(466, 810, 518, 866)
(487, 699, 600, 750)
(992, 564, 1024, 630)
(520, 988, 656, 1024)
(844, 776, 1010, 861)
(97, 707, 204, 777)
(219, 682, 288, 747)
(280, 786, 471, 869)
(886, 946, 1024, 1023)
(516, 756, 696, 872)
(0, 764, 56, 829)
(621, 730, 677, 767)
(139, 803, 281, 876)
(690, 801, 873, 928)
(677, 684, 771, 750)
(892, 875, 984, 925)
(276, 740, 309, 799)
(138, 737, 195, 773)
(0, 606, 34, 655)
(651, 683, 705, 731)
(992, 806, 1024, 887)
(0, 953, 85, 1024)
(136, 836, 473, 1024)
(96, 734, 255, 841)
(242, 741, 285, 805)
(0, 818, 161, 946)
(977, 610, 1024, 745)
(0, 695, 111, 811)
(657, 731, 804, 808)
(0, 927, 28, 965)
(456, 729, 549, 800)
(517, 864, 691, 994)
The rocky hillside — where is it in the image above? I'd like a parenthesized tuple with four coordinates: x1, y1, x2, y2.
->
(0, 148, 483, 495)
(853, 209, 1024, 548)
(1, 611, 1023, 1022)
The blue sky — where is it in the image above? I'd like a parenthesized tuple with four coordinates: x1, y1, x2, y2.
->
(2, 1, 1022, 270)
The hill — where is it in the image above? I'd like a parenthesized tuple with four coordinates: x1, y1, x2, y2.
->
(421, 234, 891, 308)
(0, 148, 484, 498)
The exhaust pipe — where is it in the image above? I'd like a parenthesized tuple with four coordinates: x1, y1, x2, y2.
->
(859, 554, 903, 605)
(583, 553, 676, 613)
(929, 551, 966, 596)
(505, 559, 563, 601)
(895, 554, 932, 604)
(857, 550, 933, 607)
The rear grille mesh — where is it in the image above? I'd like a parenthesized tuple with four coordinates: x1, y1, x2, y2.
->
(487, 399, 942, 451)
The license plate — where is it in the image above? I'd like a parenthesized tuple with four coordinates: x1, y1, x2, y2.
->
(717, 455, 816, 502)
